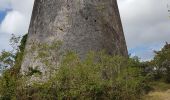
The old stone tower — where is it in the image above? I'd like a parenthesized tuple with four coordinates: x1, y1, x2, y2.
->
(21, 0, 128, 78)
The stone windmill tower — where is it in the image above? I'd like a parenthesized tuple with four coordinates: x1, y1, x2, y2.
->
(21, 0, 128, 79)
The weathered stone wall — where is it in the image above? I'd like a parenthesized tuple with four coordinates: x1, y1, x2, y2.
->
(21, 0, 128, 79)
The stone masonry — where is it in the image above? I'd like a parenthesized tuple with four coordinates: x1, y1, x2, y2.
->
(21, 0, 128, 79)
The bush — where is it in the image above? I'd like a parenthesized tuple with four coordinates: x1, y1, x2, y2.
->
(0, 34, 150, 100)
(12, 52, 148, 100)
(0, 70, 17, 100)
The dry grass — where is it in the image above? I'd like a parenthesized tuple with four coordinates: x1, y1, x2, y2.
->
(144, 89, 170, 100)
(144, 82, 170, 100)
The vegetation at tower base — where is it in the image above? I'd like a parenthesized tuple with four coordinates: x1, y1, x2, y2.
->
(1, 54, 148, 100)
(0, 35, 146, 100)
(0, 34, 170, 100)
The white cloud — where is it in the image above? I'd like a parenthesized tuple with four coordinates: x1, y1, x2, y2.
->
(0, 0, 34, 51)
(0, 11, 27, 35)
(118, 0, 170, 49)
(0, 0, 34, 13)
(0, 0, 34, 35)
(0, 0, 10, 11)
(117, 0, 170, 60)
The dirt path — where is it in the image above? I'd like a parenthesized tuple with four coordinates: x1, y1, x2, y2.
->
(144, 89, 170, 100)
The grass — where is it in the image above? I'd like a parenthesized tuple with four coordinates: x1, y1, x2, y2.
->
(150, 81, 170, 91)
(143, 81, 170, 100)
(144, 90, 170, 100)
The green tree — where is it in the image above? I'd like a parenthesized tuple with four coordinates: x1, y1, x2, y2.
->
(0, 34, 27, 100)
(152, 42, 170, 82)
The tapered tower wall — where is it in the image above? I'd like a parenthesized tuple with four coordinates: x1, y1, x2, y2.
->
(21, 0, 128, 77)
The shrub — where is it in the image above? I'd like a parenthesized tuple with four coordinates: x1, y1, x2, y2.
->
(0, 70, 17, 100)
(0, 34, 150, 100)
(16, 52, 148, 100)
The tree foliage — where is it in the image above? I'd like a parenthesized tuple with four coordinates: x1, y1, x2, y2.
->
(1, 52, 148, 100)
(1, 34, 169, 100)
(151, 42, 170, 82)
(0, 34, 27, 100)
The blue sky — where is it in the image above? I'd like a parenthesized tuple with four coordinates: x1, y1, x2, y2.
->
(0, 0, 170, 61)
(0, 11, 6, 22)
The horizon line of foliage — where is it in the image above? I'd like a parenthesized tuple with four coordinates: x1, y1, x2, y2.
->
(0, 34, 170, 100)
